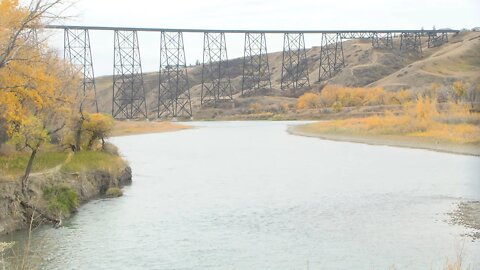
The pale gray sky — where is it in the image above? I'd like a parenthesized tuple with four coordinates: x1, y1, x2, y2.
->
(46, 0, 480, 75)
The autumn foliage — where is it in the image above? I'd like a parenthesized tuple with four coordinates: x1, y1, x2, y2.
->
(296, 85, 412, 110)
(0, 1, 112, 193)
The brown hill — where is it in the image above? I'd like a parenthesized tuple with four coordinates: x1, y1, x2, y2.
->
(94, 31, 480, 118)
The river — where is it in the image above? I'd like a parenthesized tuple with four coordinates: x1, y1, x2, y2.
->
(3, 121, 480, 269)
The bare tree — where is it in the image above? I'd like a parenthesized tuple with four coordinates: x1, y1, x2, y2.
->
(0, 0, 69, 69)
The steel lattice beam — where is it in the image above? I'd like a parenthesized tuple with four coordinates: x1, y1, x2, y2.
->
(281, 33, 310, 90)
(372, 32, 393, 49)
(158, 31, 192, 118)
(400, 32, 422, 56)
(64, 28, 98, 112)
(427, 32, 448, 48)
(242, 32, 271, 95)
(318, 33, 344, 82)
(112, 30, 147, 119)
(201, 32, 232, 106)
(340, 32, 374, 39)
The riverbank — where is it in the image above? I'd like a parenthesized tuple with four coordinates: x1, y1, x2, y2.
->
(288, 123, 480, 156)
(0, 151, 132, 236)
(111, 120, 190, 137)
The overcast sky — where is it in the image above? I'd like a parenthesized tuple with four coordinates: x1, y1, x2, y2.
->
(46, 0, 480, 76)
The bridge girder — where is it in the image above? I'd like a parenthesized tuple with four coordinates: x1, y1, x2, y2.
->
(64, 28, 98, 112)
(281, 33, 310, 90)
(242, 32, 271, 96)
(158, 31, 192, 118)
(318, 33, 344, 82)
(201, 32, 233, 106)
(112, 30, 147, 119)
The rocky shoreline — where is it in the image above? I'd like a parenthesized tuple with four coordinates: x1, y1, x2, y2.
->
(449, 201, 480, 241)
(0, 164, 132, 236)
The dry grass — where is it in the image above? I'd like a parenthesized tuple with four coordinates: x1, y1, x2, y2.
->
(0, 152, 68, 180)
(295, 98, 480, 147)
(111, 120, 190, 137)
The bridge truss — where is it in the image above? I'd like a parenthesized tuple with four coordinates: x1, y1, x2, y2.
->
(201, 32, 233, 106)
(112, 30, 147, 119)
(242, 33, 271, 96)
(281, 33, 310, 90)
(47, 25, 459, 119)
(64, 28, 98, 112)
(158, 31, 192, 118)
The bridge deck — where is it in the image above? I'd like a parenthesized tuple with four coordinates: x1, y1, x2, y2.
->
(45, 25, 460, 34)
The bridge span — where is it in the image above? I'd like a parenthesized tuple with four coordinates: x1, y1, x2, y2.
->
(45, 25, 459, 119)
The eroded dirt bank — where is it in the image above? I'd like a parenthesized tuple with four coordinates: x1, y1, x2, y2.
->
(0, 165, 132, 236)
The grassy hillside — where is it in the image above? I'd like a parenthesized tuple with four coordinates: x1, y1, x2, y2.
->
(93, 31, 480, 119)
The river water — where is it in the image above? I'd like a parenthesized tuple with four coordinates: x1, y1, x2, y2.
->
(4, 121, 480, 269)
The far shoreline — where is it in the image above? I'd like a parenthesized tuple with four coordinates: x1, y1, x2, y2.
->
(287, 125, 480, 157)
(111, 120, 191, 137)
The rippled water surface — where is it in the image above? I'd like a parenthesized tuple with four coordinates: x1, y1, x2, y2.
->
(4, 121, 480, 269)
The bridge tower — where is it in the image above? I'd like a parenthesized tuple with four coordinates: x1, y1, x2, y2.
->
(64, 28, 98, 112)
(372, 32, 393, 49)
(318, 33, 344, 82)
(281, 33, 310, 90)
(201, 32, 233, 106)
(400, 32, 422, 56)
(112, 31, 147, 119)
(158, 31, 192, 118)
(242, 32, 271, 95)
(427, 32, 448, 48)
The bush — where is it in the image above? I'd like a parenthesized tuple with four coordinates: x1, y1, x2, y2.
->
(43, 186, 79, 216)
(296, 85, 414, 111)
(105, 187, 123, 198)
(296, 92, 321, 109)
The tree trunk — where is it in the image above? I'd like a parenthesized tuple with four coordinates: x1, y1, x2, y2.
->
(87, 135, 97, 150)
(21, 148, 37, 196)
(74, 118, 83, 152)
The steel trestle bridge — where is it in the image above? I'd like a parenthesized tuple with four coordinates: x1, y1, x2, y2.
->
(48, 25, 459, 119)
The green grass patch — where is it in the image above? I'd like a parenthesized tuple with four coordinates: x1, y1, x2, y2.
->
(43, 185, 79, 216)
(61, 151, 124, 173)
(0, 152, 68, 177)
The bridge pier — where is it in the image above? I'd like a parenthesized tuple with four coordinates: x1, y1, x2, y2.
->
(158, 31, 192, 118)
(281, 33, 310, 90)
(242, 32, 271, 95)
(112, 30, 147, 119)
(400, 32, 422, 55)
(372, 32, 393, 49)
(64, 28, 98, 112)
(318, 33, 344, 82)
(427, 32, 448, 48)
(201, 32, 233, 106)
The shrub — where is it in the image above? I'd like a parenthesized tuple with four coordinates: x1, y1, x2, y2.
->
(296, 92, 321, 109)
(43, 186, 79, 216)
(249, 103, 263, 113)
(105, 187, 123, 198)
(297, 85, 413, 110)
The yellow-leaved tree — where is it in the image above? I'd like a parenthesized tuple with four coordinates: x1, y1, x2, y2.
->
(83, 113, 115, 150)
(0, 0, 74, 194)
